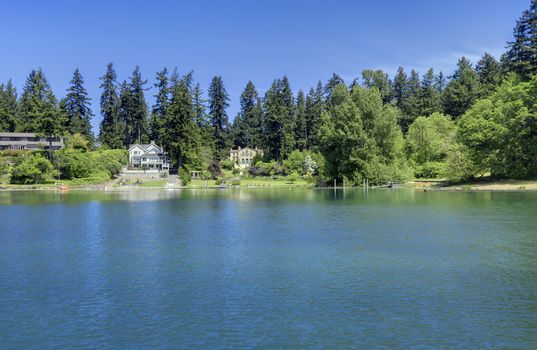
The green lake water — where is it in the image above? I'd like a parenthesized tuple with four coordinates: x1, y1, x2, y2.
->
(0, 189, 536, 349)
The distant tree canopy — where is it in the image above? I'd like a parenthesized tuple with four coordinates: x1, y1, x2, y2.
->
(2, 0, 537, 183)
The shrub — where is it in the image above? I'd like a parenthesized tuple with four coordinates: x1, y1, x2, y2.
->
(287, 171, 299, 183)
(230, 178, 241, 186)
(11, 154, 59, 184)
(91, 149, 127, 178)
(220, 159, 235, 171)
(65, 133, 90, 151)
(283, 150, 306, 175)
(0, 158, 7, 176)
(414, 162, 446, 179)
(60, 149, 94, 179)
(179, 168, 191, 186)
(208, 160, 222, 178)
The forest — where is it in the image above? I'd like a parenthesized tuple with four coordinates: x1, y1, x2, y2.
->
(1, 1, 537, 185)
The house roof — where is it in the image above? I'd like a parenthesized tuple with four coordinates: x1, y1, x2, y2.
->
(129, 142, 165, 154)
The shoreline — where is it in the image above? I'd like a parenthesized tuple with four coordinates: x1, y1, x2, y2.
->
(2, 179, 537, 193)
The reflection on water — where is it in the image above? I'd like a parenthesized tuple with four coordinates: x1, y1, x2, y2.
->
(0, 188, 536, 348)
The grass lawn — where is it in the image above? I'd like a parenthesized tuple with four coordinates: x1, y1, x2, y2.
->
(139, 180, 168, 188)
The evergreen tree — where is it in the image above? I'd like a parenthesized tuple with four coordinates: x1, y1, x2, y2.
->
(62, 69, 93, 140)
(392, 66, 408, 111)
(443, 57, 481, 118)
(127, 66, 149, 144)
(193, 82, 208, 128)
(17, 69, 61, 134)
(304, 81, 325, 149)
(162, 75, 202, 169)
(476, 53, 501, 98)
(502, 2, 537, 79)
(0, 80, 18, 132)
(434, 71, 447, 93)
(149, 67, 170, 144)
(361, 69, 392, 103)
(418, 68, 441, 116)
(98, 63, 124, 149)
(208, 76, 230, 160)
(324, 73, 345, 102)
(262, 77, 296, 161)
(294, 90, 307, 151)
(234, 81, 262, 148)
(118, 80, 133, 147)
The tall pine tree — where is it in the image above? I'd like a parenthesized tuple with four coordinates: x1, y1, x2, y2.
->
(0, 80, 18, 132)
(62, 69, 93, 140)
(149, 67, 170, 145)
(17, 69, 61, 134)
(208, 76, 230, 160)
(98, 63, 124, 149)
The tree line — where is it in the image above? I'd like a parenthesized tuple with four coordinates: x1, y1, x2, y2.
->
(2, 0, 537, 183)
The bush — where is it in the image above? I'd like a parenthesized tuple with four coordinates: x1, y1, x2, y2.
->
(208, 160, 222, 178)
(414, 162, 446, 179)
(220, 159, 235, 170)
(10, 154, 59, 184)
(283, 150, 306, 175)
(59, 149, 94, 179)
(179, 168, 191, 186)
(65, 133, 90, 151)
(444, 144, 479, 182)
(230, 178, 241, 186)
(91, 149, 127, 178)
(287, 171, 299, 183)
(0, 158, 7, 176)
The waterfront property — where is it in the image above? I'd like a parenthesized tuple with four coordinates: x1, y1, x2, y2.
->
(229, 146, 264, 169)
(0, 132, 64, 151)
(128, 142, 170, 171)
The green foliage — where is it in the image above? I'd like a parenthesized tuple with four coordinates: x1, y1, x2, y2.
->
(414, 162, 446, 179)
(62, 69, 93, 140)
(149, 67, 170, 145)
(407, 113, 456, 164)
(233, 81, 263, 149)
(319, 83, 409, 185)
(0, 80, 18, 132)
(287, 171, 299, 183)
(458, 75, 537, 178)
(263, 76, 296, 161)
(91, 149, 127, 178)
(283, 150, 305, 175)
(179, 168, 191, 186)
(16, 69, 62, 134)
(502, 1, 537, 79)
(59, 149, 94, 179)
(0, 157, 8, 176)
(98, 63, 124, 149)
(443, 57, 480, 118)
(163, 73, 202, 170)
(208, 76, 231, 160)
(65, 133, 90, 151)
(444, 143, 480, 182)
(11, 153, 59, 184)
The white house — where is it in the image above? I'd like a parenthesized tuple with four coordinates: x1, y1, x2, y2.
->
(128, 142, 170, 171)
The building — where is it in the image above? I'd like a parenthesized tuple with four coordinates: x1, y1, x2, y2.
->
(128, 142, 170, 171)
(229, 146, 264, 169)
(0, 132, 64, 151)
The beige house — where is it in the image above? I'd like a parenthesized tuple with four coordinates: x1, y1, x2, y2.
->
(229, 146, 264, 169)
(0, 132, 64, 151)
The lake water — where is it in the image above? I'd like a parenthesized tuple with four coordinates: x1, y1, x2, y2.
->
(1, 189, 536, 349)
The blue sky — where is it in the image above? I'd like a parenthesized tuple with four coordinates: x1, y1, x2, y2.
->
(0, 0, 529, 133)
